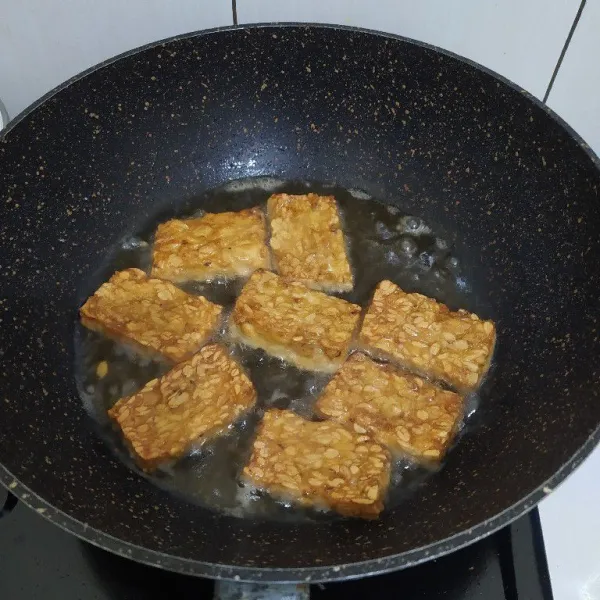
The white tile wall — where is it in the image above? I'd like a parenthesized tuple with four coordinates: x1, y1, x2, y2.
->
(547, 1, 600, 153)
(540, 447, 600, 600)
(236, 0, 580, 99)
(0, 0, 232, 119)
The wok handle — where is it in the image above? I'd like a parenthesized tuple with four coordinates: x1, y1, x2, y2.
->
(0, 490, 18, 519)
(214, 581, 310, 600)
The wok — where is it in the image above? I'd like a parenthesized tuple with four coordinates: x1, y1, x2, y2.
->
(1, 24, 599, 583)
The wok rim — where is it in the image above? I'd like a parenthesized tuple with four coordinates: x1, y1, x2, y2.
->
(1, 22, 599, 583)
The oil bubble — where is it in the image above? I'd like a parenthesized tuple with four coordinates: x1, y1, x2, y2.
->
(120, 236, 149, 251)
(397, 216, 432, 235)
(419, 252, 434, 269)
(375, 221, 397, 241)
(406, 217, 420, 231)
(385, 249, 402, 266)
(446, 256, 460, 270)
(399, 236, 418, 255)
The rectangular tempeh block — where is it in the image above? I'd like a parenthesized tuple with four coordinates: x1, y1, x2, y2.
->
(359, 281, 496, 391)
(243, 409, 391, 518)
(108, 344, 256, 471)
(151, 207, 270, 282)
(316, 353, 463, 463)
(229, 270, 361, 372)
(267, 193, 353, 292)
(80, 268, 222, 363)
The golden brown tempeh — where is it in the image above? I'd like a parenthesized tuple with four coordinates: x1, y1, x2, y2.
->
(152, 207, 270, 282)
(80, 268, 222, 363)
(243, 409, 391, 518)
(229, 270, 361, 372)
(316, 352, 464, 463)
(267, 193, 353, 292)
(108, 344, 256, 471)
(359, 280, 496, 390)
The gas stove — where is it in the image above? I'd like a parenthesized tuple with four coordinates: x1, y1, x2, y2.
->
(0, 487, 552, 599)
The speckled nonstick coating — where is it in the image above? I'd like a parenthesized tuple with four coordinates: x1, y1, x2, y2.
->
(1, 24, 599, 583)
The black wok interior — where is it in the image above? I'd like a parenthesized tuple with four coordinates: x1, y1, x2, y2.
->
(0, 25, 599, 581)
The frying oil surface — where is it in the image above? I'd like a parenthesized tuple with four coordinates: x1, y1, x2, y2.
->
(75, 177, 488, 521)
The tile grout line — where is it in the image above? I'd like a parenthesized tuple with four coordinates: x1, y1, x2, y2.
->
(543, 0, 587, 103)
(232, 0, 238, 25)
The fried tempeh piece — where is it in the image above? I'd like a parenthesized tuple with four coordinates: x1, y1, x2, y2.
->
(229, 270, 361, 372)
(267, 193, 353, 292)
(359, 281, 496, 391)
(108, 344, 256, 471)
(243, 409, 391, 518)
(316, 353, 463, 463)
(151, 207, 270, 282)
(80, 268, 222, 363)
